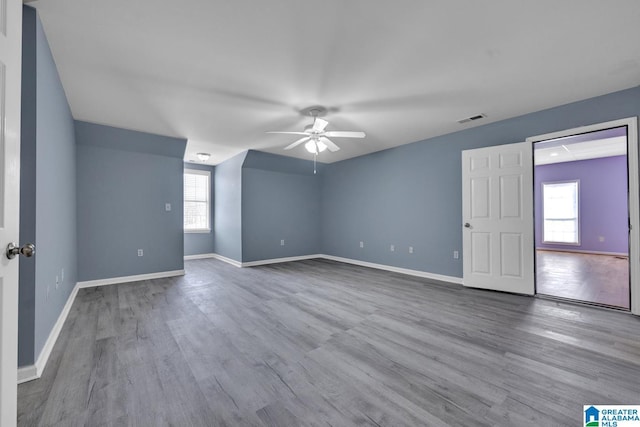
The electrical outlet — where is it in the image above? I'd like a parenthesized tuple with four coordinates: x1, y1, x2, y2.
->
(599, 236, 605, 242)
(453, 250, 459, 259)
(280, 239, 285, 246)
(56, 275, 59, 289)
(409, 246, 414, 254)
(390, 245, 395, 252)
(165, 203, 172, 211)
(359, 241, 364, 248)
(138, 249, 144, 257)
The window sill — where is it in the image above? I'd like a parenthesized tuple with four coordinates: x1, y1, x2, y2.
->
(184, 229, 211, 234)
(542, 241, 580, 246)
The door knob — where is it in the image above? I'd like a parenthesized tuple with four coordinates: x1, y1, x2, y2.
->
(6, 242, 36, 259)
(464, 223, 471, 228)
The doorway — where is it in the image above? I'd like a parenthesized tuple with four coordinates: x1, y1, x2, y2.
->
(528, 119, 639, 312)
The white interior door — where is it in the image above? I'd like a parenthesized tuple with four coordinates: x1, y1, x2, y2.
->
(0, 0, 23, 425)
(462, 142, 534, 295)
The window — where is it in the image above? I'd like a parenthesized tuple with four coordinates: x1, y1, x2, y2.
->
(184, 169, 210, 232)
(542, 180, 579, 244)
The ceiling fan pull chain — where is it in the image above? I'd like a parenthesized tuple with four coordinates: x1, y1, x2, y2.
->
(313, 152, 317, 174)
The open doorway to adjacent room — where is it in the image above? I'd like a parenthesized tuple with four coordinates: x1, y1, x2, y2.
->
(533, 126, 630, 310)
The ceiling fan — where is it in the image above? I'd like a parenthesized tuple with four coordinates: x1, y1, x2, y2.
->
(266, 106, 365, 154)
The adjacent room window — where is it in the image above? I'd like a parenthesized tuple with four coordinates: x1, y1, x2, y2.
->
(542, 180, 579, 244)
(184, 169, 210, 232)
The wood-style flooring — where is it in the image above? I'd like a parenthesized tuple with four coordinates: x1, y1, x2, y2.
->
(17, 258, 640, 426)
(536, 250, 630, 309)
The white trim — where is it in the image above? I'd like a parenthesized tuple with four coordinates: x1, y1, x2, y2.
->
(184, 168, 211, 176)
(184, 253, 217, 261)
(16, 365, 37, 384)
(19, 254, 461, 386)
(18, 269, 187, 384)
(242, 254, 322, 267)
(320, 255, 463, 285)
(541, 180, 580, 245)
(200, 252, 463, 284)
(18, 281, 80, 384)
(77, 270, 185, 289)
(210, 253, 243, 267)
(184, 168, 211, 232)
(536, 248, 628, 257)
(627, 118, 640, 316)
(527, 117, 639, 315)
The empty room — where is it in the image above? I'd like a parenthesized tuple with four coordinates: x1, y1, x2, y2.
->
(2, 1, 640, 426)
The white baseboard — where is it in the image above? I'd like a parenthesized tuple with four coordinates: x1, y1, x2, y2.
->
(17, 365, 38, 384)
(537, 248, 628, 257)
(18, 280, 80, 384)
(210, 253, 243, 267)
(77, 269, 185, 288)
(199, 252, 462, 285)
(242, 254, 322, 267)
(19, 257, 457, 385)
(319, 255, 463, 285)
(184, 253, 217, 261)
(19, 269, 186, 384)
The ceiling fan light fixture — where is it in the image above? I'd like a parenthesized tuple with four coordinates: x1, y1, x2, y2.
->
(305, 140, 316, 153)
(305, 140, 327, 154)
(196, 152, 211, 161)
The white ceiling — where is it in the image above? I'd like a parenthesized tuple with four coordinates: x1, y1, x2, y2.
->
(30, 0, 640, 165)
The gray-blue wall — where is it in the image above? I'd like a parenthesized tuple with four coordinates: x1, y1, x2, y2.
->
(76, 121, 186, 281)
(184, 162, 215, 256)
(322, 86, 640, 278)
(213, 152, 246, 261)
(19, 6, 78, 366)
(242, 151, 322, 262)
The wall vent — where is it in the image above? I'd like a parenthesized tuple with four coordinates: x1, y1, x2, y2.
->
(457, 113, 486, 124)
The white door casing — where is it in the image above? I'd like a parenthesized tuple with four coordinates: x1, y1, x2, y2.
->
(462, 142, 535, 295)
(0, 0, 23, 425)
(527, 118, 640, 315)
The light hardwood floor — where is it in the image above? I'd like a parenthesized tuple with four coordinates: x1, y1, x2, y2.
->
(17, 258, 640, 426)
(536, 250, 630, 309)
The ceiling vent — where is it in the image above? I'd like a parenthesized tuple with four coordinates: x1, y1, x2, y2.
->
(457, 113, 486, 124)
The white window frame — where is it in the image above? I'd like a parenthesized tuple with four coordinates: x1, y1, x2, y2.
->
(541, 180, 580, 245)
(184, 169, 211, 233)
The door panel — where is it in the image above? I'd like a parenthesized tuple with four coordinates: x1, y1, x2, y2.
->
(471, 177, 490, 218)
(500, 233, 523, 277)
(500, 175, 522, 218)
(471, 232, 491, 274)
(462, 142, 534, 295)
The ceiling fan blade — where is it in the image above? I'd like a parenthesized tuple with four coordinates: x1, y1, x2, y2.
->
(312, 118, 329, 132)
(319, 136, 340, 152)
(284, 136, 310, 150)
(324, 131, 366, 138)
(266, 131, 309, 135)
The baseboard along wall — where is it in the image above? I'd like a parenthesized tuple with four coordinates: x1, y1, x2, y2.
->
(20, 256, 460, 385)
(195, 252, 463, 285)
(18, 269, 185, 384)
(536, 248, 629, 257)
